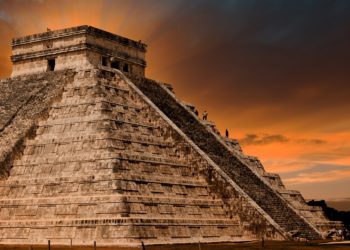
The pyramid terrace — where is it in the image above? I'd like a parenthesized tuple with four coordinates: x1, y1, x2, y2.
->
(0, 26, 343, 247)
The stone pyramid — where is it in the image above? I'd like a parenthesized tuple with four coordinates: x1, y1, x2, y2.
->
(0, 26, 342, 246)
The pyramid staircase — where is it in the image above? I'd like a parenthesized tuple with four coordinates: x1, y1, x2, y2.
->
(0, 69, 291, 246)
(130, 76, 329, 240)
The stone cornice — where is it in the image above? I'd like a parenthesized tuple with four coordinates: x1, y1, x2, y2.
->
(11, 43, 146, 67)
(12, 25, 147, 52)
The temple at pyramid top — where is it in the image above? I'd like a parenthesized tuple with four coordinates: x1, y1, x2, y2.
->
(11, 25, 147, 77)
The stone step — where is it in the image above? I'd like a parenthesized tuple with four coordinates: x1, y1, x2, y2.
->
(0, 217, 238, 228)
(0, 184, 210, 200)
(48, 103, 147, 121)
(0, 194, 224, 206)
(38, 115, 157, 129)
(10, 159, 194, 181)
(0, 194, 228, 220)
(0, 172, 210, 199)
(26, 133, 172, 148)
(62, 84, 130, 97)
(0, 212, 228, 221)
(2, 172, 206, 188)
(51, 98, 141, 111)
(14, 152, 188, 167)
(64, 82, 130, 92)
(0, 184, 209, 199)
(0, 217, 242, 245)
(24, 136, 174, 156)
(33, 130, 163, 145)
(33, 125, 163, 140)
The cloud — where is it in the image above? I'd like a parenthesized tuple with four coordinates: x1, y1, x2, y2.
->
(284, 169, 350, 185)
(0, 10, 11, 23)
(239, 133, 289, 146)
(283, 163, 350, 175)
(296, 139, 327, 145)
(281, 163, 350, 184)
(239, 133, 326, 146)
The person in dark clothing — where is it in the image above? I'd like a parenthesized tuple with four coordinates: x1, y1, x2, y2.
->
(202, 111, 208, 120)
(225, 129, 229, 138)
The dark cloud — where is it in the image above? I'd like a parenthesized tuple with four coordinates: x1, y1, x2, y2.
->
(2, 0, 349, 132)
(240, 134, 289, 146)
(240, 133, 326, 146)
(296, 139, 327, 145)
(0, 10, 11, 22)
(1, 1, 350, 132)
(145, 0, 350, 132)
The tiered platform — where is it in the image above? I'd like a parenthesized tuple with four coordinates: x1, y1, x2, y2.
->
(0, 69, 277, 246)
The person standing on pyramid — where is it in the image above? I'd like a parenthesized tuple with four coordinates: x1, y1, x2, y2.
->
(225, 129, 229, 138)
(194, 109, 199, 117)
(202, 110, 208, 120)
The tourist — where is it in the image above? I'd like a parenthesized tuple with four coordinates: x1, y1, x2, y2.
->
(202, 110, 208, 120)
(225, 129, 229, 138)
(337, 229, 343, 240)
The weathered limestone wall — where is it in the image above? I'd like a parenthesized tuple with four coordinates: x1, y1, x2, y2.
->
(0, 70, 75, 179)
(0, 68, 286, 246)
(12, 33, 86, 56)
(11, 51, 94, 77)
(11, 26, 146, 77)
(85, 33, 145, 65)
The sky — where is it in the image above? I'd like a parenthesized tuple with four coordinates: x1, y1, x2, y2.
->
(0, 0, 350, 208)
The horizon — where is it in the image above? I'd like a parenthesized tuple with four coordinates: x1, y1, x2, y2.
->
(1, 0, 349, 208)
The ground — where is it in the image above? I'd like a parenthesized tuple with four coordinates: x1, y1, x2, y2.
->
(1, 241, 350, 250)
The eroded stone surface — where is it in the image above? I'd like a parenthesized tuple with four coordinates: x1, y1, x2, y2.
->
(0, 69, 285, 245)
(0, 70, 75, 179)
(11, 26, 146, 77)
(0, 26, 342, 246)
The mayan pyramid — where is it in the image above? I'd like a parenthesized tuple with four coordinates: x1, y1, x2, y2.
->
(0, 26, 342, 246)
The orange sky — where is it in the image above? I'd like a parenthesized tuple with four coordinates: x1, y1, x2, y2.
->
(1, 0, 350, 203)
